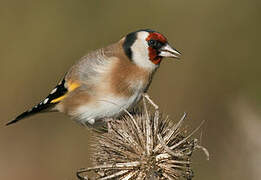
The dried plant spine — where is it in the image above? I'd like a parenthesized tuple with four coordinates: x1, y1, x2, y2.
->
(77, 95, 208, 180)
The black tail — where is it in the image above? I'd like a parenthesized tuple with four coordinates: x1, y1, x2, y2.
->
(6, 101, 54, 126)
(6, 78, 68, 126)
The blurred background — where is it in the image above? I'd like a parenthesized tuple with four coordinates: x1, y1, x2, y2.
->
(0, 0, 260, 179)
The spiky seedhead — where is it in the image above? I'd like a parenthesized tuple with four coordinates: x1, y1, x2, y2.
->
(77, 98, 208, 180)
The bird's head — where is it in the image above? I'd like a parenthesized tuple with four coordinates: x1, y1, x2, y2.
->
(122, 29, 181, 70)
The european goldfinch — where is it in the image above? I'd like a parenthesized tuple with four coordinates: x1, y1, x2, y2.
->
(7, 29, 181, 126)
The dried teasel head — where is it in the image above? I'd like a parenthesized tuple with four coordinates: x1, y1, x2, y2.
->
(77, 97, 208, 180)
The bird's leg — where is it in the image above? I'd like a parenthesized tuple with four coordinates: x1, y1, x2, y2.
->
(142, 93, 159, 110)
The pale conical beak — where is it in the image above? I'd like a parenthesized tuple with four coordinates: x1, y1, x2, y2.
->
(159, 44, 181, 59)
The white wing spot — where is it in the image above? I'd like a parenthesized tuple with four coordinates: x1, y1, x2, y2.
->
(50, 88, 57, 94)
(43, 98, 49, 104)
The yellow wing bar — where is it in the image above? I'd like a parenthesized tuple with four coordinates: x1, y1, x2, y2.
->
(50, 81, 80, 103)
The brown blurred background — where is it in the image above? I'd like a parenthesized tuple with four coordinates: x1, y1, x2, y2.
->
(0, 0, 260, 179)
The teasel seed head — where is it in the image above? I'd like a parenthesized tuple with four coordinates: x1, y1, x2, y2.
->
(77, 98, 208, 180)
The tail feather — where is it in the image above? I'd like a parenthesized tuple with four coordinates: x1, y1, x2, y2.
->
(6, 101, 54, 126)
(6, 110, 35, 126)
(6, 78, 68, 126)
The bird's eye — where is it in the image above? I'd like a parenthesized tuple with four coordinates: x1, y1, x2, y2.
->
(148, 39, 163, 49)
(148, 39, 156, 46)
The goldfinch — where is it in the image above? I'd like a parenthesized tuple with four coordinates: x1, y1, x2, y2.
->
(6, 29, 181, 126)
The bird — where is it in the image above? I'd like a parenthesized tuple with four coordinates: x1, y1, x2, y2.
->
(6, 29, 181, 126)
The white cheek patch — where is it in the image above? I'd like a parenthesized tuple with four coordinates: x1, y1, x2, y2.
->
(131, 32, 157, 71)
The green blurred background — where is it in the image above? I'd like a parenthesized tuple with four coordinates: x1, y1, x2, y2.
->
(0, 0, 260, 179)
